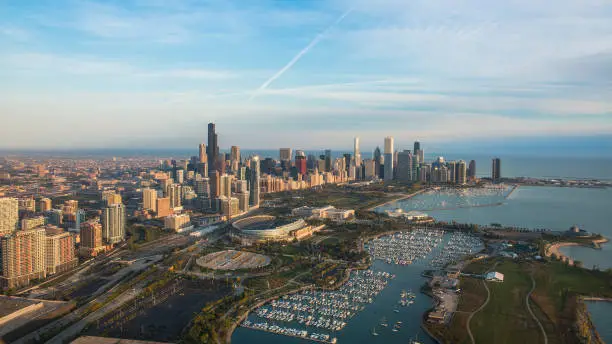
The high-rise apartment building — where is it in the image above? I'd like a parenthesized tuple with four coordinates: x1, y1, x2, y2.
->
(156, 197, 171, 218)
(384, 137, 394, 181)
(492, 158, 502, 183)
(164, 214, 192, 232)
(176, 169, 184, 184)
(447, 161, 457, 183)
(168, 184, 182, 208)
(105, 193, 122, 206)
(45, 228, 77, 275)
(397, 150, 414, 182)
(21, 216, 46, 231)
(249, 156, 261, 207)
(37, 198, 52, 212)
(18, 198, 36, 213)
(79, 221, 104, 257)
(101, 203, 125, 245)
(219, 174, 233, 198)
(0, 227, 46, 289)
(0, 198, 18, 236)
(231, 146, 240, 163)
(143, 188, 157, 212)
(457, 160, 467, 185)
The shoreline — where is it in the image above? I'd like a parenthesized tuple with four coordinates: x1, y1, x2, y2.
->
(545, 237, 609, 266)
(367, 188, 431, 211)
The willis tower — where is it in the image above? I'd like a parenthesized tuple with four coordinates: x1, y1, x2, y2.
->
(207, 123, 219, 172)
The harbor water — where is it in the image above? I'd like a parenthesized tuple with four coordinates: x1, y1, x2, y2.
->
(586, 301, 612, 343)
(233, 232, 481, 344)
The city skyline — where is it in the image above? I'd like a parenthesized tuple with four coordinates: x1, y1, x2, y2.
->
(1, 0, 612, 149)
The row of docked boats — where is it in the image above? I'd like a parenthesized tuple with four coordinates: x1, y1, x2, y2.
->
(242, 320, 337, 343)
(243, 270, 393, 341)
(366, 228, 445, 264)
(429, 231, 483, 268)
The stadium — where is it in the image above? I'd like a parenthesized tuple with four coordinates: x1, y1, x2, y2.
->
(231, 215, 314, 244)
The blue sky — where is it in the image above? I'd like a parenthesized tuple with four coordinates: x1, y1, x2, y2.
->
(1, 0, 611, 151)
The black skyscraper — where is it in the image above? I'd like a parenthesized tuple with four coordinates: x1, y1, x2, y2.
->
(492, 158, 501, 182)
(468, 160, 476, 179)
(414, 141, 420, 152)
(207, 123, 219, 171)
(374, 146, 382, 177)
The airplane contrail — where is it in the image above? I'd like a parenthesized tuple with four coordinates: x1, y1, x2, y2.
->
(249, 8, 353, 100)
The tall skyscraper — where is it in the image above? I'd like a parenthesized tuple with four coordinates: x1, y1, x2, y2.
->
(468, 160, 476, 180)
(0, 198, 18, 237)
(384, 137, 394, 181)
(397, 150, 414, 182)
(207, 123, 219, 171)
(219, 174, 233, 198)
(457, 160, 467, 185)
(447, 161, 457, 183)
(231, 146, 241, 163)
(324, 149, 332, 172)
(176, 170, 184, 184)
(295, 152, 307, 175)
(0, 227, 46, 289)
(413, 141, 423, 164)
(354, 137, 361, 166)
(101, 203, 125, 245)
(168, 184, 182, 208)
(374, 147, 382, 178)
(209, 171, 220, 199)
(230, 145, 240, 171)
(143, 188, 157, 212)
(198, 143, 207, 163)
(279, 148, 292, 161)
(249, 156, 261, 207)
(492, 158, 502, 182)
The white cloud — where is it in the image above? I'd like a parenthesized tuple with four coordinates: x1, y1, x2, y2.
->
(1, 52, 237, 80)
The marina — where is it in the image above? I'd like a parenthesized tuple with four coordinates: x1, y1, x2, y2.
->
(240, 270, 394, 343)
(238, 228, 483, 343)
(366, 229, 483, 269)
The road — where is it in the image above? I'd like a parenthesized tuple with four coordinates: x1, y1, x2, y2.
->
(527, 274, 548, 344)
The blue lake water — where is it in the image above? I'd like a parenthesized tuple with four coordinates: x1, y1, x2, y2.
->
(377, 186, 612, 234)
(586, 301, 612, 343)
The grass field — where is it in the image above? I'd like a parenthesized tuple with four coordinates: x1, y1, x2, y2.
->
(434, 258, 612, 344)
(470, 260, 544, 344)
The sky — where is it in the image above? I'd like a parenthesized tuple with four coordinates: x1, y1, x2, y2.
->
(1, 0, 612, 152)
